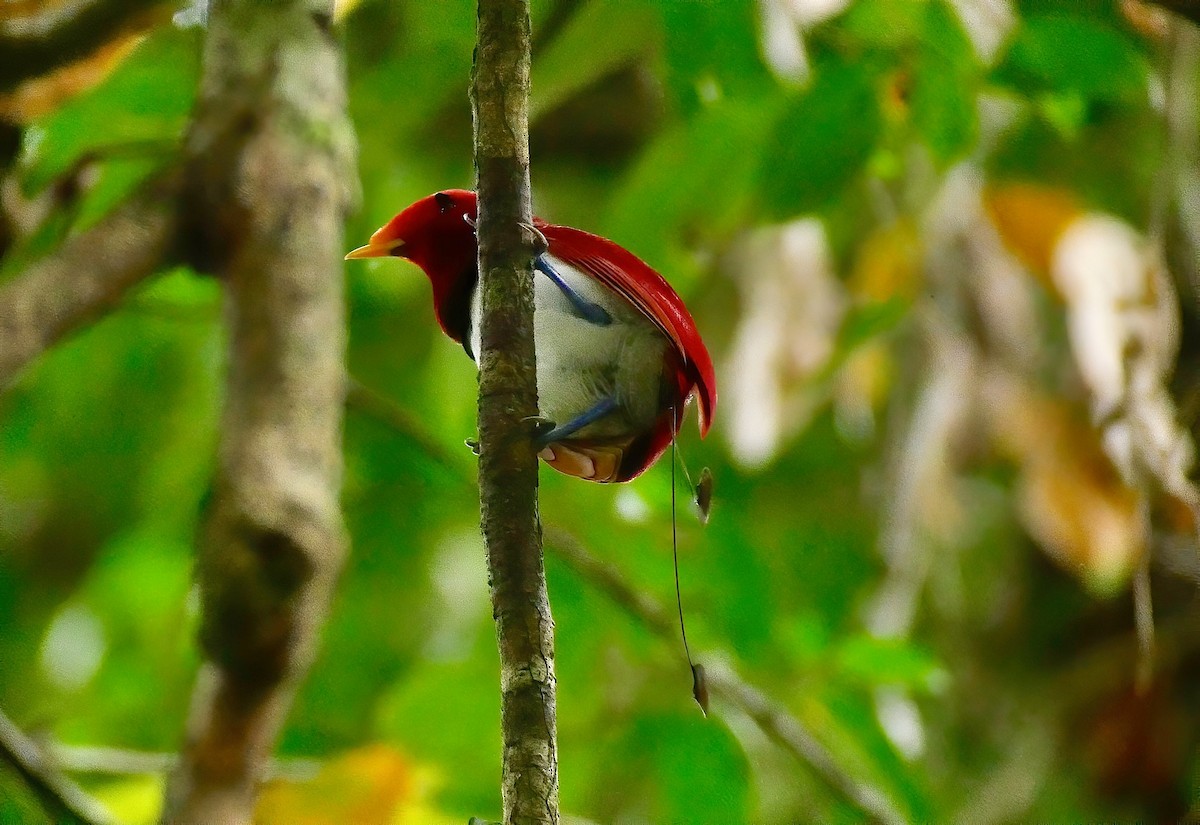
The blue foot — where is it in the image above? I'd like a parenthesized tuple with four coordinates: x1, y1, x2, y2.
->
(529, 397, 619, 447)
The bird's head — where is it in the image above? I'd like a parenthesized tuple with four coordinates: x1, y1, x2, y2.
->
(346, 189, 479, 341)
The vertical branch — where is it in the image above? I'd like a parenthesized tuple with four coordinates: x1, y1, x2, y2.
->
(162, 0, 355, 822)
(471, 1, 559, 823)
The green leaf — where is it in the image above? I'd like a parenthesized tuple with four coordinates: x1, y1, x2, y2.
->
(1036, 91, 1089, 140)
(837, 298, 909, 354)
(22, 25, 199, 192)
(834, 635, 948, 692)
(911, 1, 979, 164)
(837, 0, 928, 49)
(530, 0, 658, 121)
(604, 96, 780, 273)
(593, 713, 750, 823)
(759, 61, 883, 219)
(992, 14, 1149, 105)
(658, 0, 772, 112)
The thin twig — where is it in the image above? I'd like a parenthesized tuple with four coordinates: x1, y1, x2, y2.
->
(344, 376, 471, 479)
(0, 708, 118, 825)
(542, 526, 908, 825)
(703, 664, 907, 825)
(1133, 521, 1157, 692)
(867, 311, 973, 639)
(48, 742, 320, 783)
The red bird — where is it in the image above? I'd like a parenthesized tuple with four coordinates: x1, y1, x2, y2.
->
(346, 189, 716, 483)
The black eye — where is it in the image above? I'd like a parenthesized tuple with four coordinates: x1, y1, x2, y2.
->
(434, 192, 455, 213)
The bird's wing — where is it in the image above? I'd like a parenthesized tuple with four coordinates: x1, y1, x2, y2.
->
(538, 223, 716, 435)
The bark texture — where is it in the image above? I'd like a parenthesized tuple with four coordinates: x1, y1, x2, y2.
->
(161, 0, 354, 822)
(472, 1, 559, 822)
(0, 173, 181, 387)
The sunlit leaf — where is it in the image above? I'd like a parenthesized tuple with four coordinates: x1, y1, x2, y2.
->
(986, 382, 1144, 592)
(834, 635, 948, 692)
(92, 774, 163, 825)
(257, 745, 412, 825)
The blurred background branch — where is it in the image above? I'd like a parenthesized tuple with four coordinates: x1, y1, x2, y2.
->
(0, 707, 117, 825)
(1149, 0, 1200, 26)
(345, 376, 470, 479)
(0, 0, 173, 93)
(544, 526, 908, 825)
(49, 742, 321, 783)
(161, 0, 354, 821)
(0, 172, 181, 387)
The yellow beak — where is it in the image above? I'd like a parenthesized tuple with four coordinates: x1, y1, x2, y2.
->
(344, 238, 405, 260)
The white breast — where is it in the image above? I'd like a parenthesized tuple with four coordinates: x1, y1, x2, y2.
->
(468, 254, 668, 438)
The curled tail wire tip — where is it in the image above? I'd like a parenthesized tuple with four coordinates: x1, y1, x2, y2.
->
(694, 467, 714, 525)
(692, 663, 709, 716)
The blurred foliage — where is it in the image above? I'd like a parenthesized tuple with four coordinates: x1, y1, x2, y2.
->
(3, 0, 1200, 823)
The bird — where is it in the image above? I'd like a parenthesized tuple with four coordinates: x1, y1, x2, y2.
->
(345, 189, 716, 483)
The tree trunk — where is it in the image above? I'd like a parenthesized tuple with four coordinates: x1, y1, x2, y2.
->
(161, 0, 355, 821)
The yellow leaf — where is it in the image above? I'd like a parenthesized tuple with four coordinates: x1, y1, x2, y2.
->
(256, 744, 412, 825)
(390, 765, 463, 825)
(0, 0, 77, 21)
(837, 342, 893, 420)
(334, 0, 363, 21)
(91, 773, 164, 825)
(0, 33, 145, 122)
(986, 376, 1143, 591)
(848, 220, 922, 303)
(984, 183, 1082, 288)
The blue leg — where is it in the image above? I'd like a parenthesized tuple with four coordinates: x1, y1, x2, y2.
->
(536, 256, 612, 326)
(532, 397, 619, 447)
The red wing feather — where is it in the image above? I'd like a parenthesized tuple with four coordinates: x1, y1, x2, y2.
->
(538, 223, 717, 435)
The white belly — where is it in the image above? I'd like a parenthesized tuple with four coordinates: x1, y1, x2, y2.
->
(468, 255, 668, 438)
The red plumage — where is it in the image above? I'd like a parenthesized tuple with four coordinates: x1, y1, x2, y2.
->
(534, 222, 716, 437)
(346, 189, 716, 482)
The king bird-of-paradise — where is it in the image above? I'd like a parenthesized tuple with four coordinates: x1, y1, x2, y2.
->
(345, 189, 716, 483)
